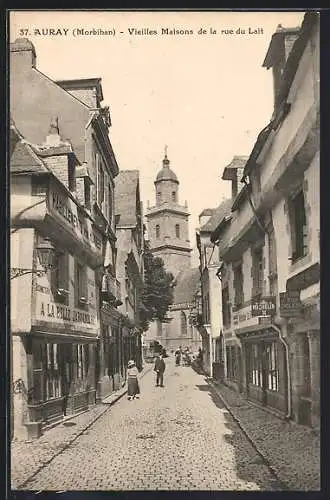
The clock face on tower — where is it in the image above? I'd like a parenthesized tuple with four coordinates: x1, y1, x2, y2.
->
(146, 150, 192, 278)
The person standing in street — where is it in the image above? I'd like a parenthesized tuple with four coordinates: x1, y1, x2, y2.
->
(127, 360, 140, 400)
(154, 354, 166, 387)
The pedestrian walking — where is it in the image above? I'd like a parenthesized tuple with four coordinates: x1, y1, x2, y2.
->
(127, 360, 140, 400)
(154, 354, 166, 387)
(175, 349, 181, 366)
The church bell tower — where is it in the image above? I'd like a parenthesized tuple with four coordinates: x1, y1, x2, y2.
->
(146, 147, 192, 277)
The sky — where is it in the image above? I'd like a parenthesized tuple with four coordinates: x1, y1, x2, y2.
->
(10, 10, 305, 264)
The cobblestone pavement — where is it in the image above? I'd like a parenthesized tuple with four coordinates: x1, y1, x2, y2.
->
(11, 365, 152, 490)
(210, 381, 320, 491)
(13, 359, 286, 491)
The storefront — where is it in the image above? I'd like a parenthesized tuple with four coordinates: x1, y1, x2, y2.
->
(232, 300, 288, 415)
(26, 246, 101, 435)
(97, 304, 123, 399)
(11, 174, 105, 440)
(285, 265, 320, 429)
(239, 328, 287, 414)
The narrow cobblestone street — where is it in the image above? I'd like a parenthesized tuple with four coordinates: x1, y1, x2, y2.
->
(14, 358, 287, 491)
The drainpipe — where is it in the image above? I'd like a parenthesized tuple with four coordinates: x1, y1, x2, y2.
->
(272, 322, 292, 419)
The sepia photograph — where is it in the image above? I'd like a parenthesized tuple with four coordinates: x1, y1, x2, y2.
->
(9, 9, 320, 492)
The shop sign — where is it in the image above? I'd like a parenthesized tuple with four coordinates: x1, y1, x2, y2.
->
(279, 291, 302, 317)
(49, 185, 102, 253)
(33, 268, 99, 335)
(251, 296, 276, 317)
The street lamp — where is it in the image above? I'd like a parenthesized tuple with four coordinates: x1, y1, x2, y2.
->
(10, 238, 57, 280)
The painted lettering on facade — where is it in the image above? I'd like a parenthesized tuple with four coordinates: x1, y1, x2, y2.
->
(33, 263, 99, 335)
(49, 186, 102, 252)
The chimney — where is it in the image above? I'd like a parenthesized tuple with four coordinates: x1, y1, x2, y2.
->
(222, 156, 248, 203)
(10, 38, 36, 68)
(45, 117, 61, 147)
(263, 24, 301, 109)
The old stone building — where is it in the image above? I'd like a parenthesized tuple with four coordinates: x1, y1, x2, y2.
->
(115, 170, 144, 373)
(11, 120, 104, 439)
(196, 198, 232, 377)
(10, 38, 125, 437)
(210, 12, 319, 428)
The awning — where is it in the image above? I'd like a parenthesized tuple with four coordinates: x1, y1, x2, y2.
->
(235, 324, 280, 342)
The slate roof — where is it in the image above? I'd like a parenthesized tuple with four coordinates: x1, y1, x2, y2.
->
(222, 156, 249, 180)
(115, 170, 140, 227)
(10, 124, 49, 174)
(200, 198, 232, 233)
(199, 208, 214, 217)
(173, 267, 200, 305)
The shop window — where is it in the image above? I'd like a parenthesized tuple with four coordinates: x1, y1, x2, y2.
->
(75, 261, 88, 308)
(32, 341, 45, 403)
(289, 189, 308, 262)
(76, 344, 89, 380)
(250, 344, 263, 387)
(266, 342, 279, 392)
(180, 311, 188, 336)
(233, 263, 244, 308)
(45, 343, 61, 400)
(156, 224, 160, 238)
(175, 224, 180, 238)
(51, 251, 69, 305)
(251, 246, 264, 297)
(222, 285, 231, 328)
(226, 345, 239, 381)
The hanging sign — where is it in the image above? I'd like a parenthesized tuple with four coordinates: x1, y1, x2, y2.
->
(251, 296, 276, 317)
(279, 291, 302, 317)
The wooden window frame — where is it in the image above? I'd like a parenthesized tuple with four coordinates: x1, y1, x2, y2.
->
(233, 262, 244, 309)
(289, 189, 308, 263)
(75, 260, 88, 309)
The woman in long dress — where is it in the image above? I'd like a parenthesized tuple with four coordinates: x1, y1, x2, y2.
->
(127, 360, 140, 400)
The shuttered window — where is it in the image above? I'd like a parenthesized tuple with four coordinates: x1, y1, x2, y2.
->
(289, 189, 308, 262)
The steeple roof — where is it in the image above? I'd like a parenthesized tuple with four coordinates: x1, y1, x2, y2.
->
(155, 149, 179, 184)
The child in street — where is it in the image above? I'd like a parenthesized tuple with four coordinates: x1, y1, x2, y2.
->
(127, 360, 140, 400)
